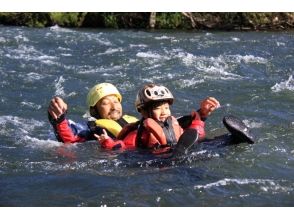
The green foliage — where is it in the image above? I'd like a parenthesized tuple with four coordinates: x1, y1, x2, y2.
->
(0, 12, 294, 30)
(104, 14, 118, 28)
(50, 12, 86, 27)
(0, 12, 52, 27)
(156, 13, 185, 29)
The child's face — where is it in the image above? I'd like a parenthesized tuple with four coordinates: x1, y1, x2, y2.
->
(151, 102, 171, 122)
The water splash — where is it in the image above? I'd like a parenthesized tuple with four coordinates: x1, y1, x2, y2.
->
(22, 135, 63, 149)
(243, 119, 263, 128)
(0, 115, 45, 135)
(136, 51, 166, 59)
(271, 75, 294, 92)
(54, 76, 66, 97)
(98, 48, 124, 55)
(20, 101, 42, 110)
(0, 36, 7, 43)
(54, 76, 76, 98)
(49, 24, 74, 33)
(194, 178, 292, 193)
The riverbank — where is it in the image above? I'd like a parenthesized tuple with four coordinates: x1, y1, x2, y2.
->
(0, 12, 294, 30)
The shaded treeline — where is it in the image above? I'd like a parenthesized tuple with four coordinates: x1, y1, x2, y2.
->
(0, 12, 294, 30)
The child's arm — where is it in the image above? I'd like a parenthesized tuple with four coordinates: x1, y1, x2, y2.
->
(94, 129, 125, 150)
(190, 97, 220, 139)
(198, 97, 220, 119)
(188, 111, 206, 140)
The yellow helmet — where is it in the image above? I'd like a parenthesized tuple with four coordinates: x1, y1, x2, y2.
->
(86, 83, 122, 109)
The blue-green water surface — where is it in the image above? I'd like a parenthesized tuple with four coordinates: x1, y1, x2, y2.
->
(0, 26, 294, 206)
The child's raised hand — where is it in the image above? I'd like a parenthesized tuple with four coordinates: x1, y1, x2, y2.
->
(199, 97, 220, 118)
(94, 129, 109, 142)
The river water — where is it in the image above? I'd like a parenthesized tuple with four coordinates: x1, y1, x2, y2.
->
(0, 25, 294, 207)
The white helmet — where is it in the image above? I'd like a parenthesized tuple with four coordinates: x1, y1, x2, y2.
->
(135, 83, 174, 112)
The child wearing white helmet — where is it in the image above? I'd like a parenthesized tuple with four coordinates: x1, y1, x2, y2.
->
(48, 82, 138, 143)
(95, 83, 220, 153)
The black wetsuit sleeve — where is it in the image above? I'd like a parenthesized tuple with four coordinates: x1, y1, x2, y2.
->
(177, 109, 207, 129)
(48, 112, 66, 142)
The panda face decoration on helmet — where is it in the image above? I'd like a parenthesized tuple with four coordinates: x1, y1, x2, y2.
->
(135, 84, 174, 112)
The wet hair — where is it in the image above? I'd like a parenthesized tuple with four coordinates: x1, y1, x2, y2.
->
(142, 100, 170, 118)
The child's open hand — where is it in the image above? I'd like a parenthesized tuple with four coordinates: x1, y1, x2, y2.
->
(199, 97, 220, 118)
(94, 129, 109, 142)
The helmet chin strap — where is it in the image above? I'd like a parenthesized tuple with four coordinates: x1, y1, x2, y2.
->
(148, 110, 153, 119)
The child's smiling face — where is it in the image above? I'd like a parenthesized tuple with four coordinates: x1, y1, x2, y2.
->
(151, 102, 171, 122)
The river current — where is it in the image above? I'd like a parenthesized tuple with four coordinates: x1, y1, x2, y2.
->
(0, 26, 294, 207)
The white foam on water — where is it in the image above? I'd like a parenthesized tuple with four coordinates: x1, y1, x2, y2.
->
(60, 53, 72, 57)
(49, 24, 74, 33)
(22, 135, 63, 149)
(0, 37, 6, 43)
(25, 72, 46, 82)
(12, 160, 92, 174)
(176, 78, 205, 88)
(117, 81, 135, 93)
(272, 145, 287, 153)
(186, 53, 266, 66)
(129, 44, 148, 48)
(38, 55, 57, 61)
(191, 150, 220, 159)
(54, 76, 66, 97)
(81, 32, 113, 46)
(176, 52, 243, 80)
(136, 51, 165, 59)
(0, 115, 45, 137)
(2, 145, 90, 174)
(53, 76, 76, 98)
(231, 37, 240, 42)
(154, 35, 174, 40)
(271, 75, 294, 92)
(0, 115, 45, 129)
(243, 119, 263, 128)
(78, 65, 123, 75)
(232, 54, 268, 64)
(143, 64, 162, 70)
(143, 72, 175, 81)
(5, 45, 58, 64)
(194, 178, 292, 193)
(14, 34, 29, 42)
(276, 42, 286, 47)
(20, 101, 42, 110)
(57, 46, 72, 51)
(98, 47, 124, 55)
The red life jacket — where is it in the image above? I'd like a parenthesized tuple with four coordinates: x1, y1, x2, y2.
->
(142, 116, 183, 148)
(118, 116, 183, 149)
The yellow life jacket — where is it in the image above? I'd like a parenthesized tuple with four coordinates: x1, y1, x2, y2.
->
(95, 115, 138, 137)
